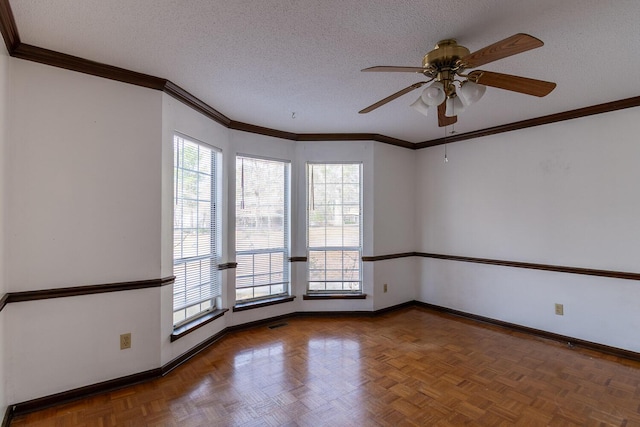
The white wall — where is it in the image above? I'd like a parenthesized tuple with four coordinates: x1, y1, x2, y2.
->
(371, 142, 418, 310)
(416, 107, 640, 352)
(0, 44, 10, 417)
(5, 59, 164, 403)
(7, 290, 162, 402)
(7, 62, 164, 290)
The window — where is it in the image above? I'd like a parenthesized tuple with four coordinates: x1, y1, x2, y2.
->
(307, 163, 362, 293)
(235, 156, 290, 302)
(173, 134, 221, 327)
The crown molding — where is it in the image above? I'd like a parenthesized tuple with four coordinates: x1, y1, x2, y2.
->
(415, 95, 640, 148)
(0, 0, 18, 53)
(12, 43, 167, 89)
(296, 132, 415, 149)
(164, 80, 231, 126)
(0, 293, 7, 313)
(229, 120, 298, 141)
(2, 0, 640, 150)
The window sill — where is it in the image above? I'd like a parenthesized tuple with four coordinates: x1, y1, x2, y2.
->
(171, 308, 229, 342)
(233, 295, 296, 312)
(303, 293, 367, 300)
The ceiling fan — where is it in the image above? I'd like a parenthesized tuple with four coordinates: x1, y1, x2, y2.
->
(359, 33, 556, 127)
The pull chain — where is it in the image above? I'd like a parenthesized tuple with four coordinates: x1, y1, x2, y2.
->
(444, 124, 449, 163)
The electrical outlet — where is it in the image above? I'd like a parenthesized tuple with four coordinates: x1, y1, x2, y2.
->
(120, 333, 131, 350)
(555, 303, 564, 316)
(383, 283, 388, 293)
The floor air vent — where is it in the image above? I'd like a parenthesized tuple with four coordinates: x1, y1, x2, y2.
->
(268, 322, 288, 329)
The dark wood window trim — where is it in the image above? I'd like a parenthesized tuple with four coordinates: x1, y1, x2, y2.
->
(233, 295, 296, 312)
(303, 293, 367, 300)
(218, 262, 238, 270)
(170, 308, 229, 342)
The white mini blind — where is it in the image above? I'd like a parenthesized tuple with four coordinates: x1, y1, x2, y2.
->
(236, 156, 290, 302)
(173, 134, 221, 326)
(307, 163, 362, 292)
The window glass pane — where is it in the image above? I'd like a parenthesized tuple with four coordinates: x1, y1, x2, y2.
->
(173, 311, 185, 325)
(181, 170, 198, 200)
(173, 135, 220, 326)
(181, 229, 198, 258)
(343, 219, 360, 247)
(198, 173, 211, 200)
(307, 163, 362, 293)
(308, 282, 326, 291)
(343, 164, 360, 182)
(236, 254, 254, 277)
(198, 149, 212, 174)
(236, 288, 254, 301)
(235, 156, 290, 302)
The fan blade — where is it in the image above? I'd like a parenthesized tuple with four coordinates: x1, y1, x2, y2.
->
(469, 70, 556, 97)
(362, 66, 429, 73)
(359, 81, 428, 114)
(460, 33, 543, 69)
(438, 102, 457, 127)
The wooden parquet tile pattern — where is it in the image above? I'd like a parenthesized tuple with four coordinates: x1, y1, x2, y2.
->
(10, 307, 640, 426)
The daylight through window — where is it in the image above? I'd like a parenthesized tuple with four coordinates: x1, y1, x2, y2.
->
(235, 156, 290, 302)
(173, 134, 221, 326)
(307, 163, 362, 292)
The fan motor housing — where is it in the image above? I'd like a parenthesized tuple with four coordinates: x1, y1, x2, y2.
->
(423, 39, 470, 69)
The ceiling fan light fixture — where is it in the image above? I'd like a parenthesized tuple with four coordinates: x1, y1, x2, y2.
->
(445, 96, 465, 117)
(410, 96, 430, 116)
(359, 34, 554, 127)
(458, 80, 486, 107)
(421, 82, 446, 106)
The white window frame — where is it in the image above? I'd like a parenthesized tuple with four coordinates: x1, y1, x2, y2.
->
(172, 133, 222, 327)
(306, 162, 363, 293)
(235, 154, 291, 302)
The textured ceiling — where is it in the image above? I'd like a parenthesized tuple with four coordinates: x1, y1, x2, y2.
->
(9, 0, 640, 142)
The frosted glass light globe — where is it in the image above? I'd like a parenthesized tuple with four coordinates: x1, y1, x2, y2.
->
(458, 81, 486, 106)
(410, 97, 430, 116)
(421, 82, 446, 106)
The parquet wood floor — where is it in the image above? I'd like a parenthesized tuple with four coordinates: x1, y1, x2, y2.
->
(10, 307, 640, 426)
